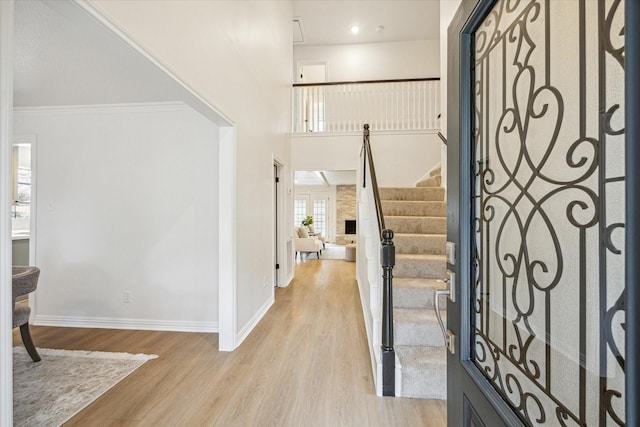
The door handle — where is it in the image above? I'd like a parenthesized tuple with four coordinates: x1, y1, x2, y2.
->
(435, 271, 456, 354)
(433, 289, 455, 354)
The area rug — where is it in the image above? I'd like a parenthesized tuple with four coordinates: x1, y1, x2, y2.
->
(13, 347, 158, 427)
(320, 243, 347, 260)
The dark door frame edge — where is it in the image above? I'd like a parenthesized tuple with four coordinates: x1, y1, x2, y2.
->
(625, 0, 639, 424)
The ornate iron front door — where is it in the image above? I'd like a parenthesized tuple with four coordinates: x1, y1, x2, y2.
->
(447, 0, 629, 425)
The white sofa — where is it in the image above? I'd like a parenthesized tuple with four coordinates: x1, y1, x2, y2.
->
(294, 226, 323, 259)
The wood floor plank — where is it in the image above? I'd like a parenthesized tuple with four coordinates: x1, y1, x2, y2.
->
(14, 257, 446, 426)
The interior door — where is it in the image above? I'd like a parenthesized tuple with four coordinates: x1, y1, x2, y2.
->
(447, 0, 631, 425)
(274, 163, 280, 287)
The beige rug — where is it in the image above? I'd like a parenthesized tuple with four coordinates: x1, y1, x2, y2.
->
(320, 243, 347, 260)
(13, 347, 157, 427)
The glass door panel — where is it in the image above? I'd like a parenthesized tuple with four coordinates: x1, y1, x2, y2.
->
(470, 0, 625, 424)
(312, 198, 328, 236)
(294, 197, 308, 228)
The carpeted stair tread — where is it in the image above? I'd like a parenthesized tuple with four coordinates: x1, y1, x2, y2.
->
(386, 216, 447, 234)
(379, 187, 445, 201)
(394, 308, 445, 347)
(394, 278, 447, 309)
(394, 233, 446, 255)
(416, 175, 442, 188)
(429, 166, 442, 177)
(375, 177, 448, 400)
(395, 254, 447, 279)
(396, 345, 447, 399)
(382, 200, 446, 217)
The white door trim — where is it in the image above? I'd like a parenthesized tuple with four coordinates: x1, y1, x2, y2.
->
(296, 60, 329, 83)
(0, 0, 14, 423)
(272, 156, 287, 288)
(12, 134, 38, 318)
(218, 126, 237, 351)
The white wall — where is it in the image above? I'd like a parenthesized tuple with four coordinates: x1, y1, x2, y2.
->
(440, 0, 462, 193)
(294, 39, 440, 82)
(86, 0, 293, 345)
(14, 103, 219, 331)
(291, 132, 442, 188)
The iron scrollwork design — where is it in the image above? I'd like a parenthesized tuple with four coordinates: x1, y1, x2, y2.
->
(471, 0, 626, 425)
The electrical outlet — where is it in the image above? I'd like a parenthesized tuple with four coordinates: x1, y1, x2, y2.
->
(123, 291, 132, 303)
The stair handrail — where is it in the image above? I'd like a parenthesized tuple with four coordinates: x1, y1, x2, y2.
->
(362, 124, 385, 232)
(437, 131, 447, 145)
(293, 76, 440, 87)
(361, 123, 396, 396)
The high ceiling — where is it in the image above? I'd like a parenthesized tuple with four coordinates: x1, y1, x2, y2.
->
(13, 0, 441, 108)
(292, 0, 440, 46)
(13, 0, 187, 108)
(295, 170, 357, 186)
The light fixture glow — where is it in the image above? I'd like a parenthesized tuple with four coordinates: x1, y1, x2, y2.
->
(351, 25, 360, 34)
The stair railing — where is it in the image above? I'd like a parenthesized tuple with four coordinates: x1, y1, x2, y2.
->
(361, 123, 396, 396)
(292, 78, 440, 133)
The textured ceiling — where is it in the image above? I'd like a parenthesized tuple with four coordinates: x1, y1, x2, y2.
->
(292, 0, 441, 46)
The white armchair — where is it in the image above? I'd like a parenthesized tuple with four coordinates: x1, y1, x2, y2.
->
(294, 226, 323, 259)
(307, 225, 326, 248)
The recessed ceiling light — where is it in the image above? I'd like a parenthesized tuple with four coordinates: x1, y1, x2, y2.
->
(351, 25, 360, 34)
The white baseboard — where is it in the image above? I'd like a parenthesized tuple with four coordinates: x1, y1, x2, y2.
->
(33, 315, 218, 333)
(281, 273, 294, 287)
(235, 295, 274, 348)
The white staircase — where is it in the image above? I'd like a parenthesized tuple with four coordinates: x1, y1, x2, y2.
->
(379, 166, 447, 399)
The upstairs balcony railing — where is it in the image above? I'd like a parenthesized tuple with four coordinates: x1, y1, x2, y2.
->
(292, 78, 440, 133)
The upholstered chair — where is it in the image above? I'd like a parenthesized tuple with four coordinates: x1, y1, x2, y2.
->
(12, 266, 41, 362)
(306, 225, 326, 248)
(293, 226, 323, 259)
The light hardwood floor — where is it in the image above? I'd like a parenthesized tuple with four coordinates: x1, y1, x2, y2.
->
(14, 257, 447, 426)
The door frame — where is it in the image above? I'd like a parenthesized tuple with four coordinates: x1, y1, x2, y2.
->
(446, 0, 523, 425)
(296, 60, 328, 84)
(0, 1, 14, 423)
(447, 0, 639, 425)
(272, 157, 287, 288)
(625, 0, 640, 423)
(12, 134, 37, 266)
(12, 134, 38, 318)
